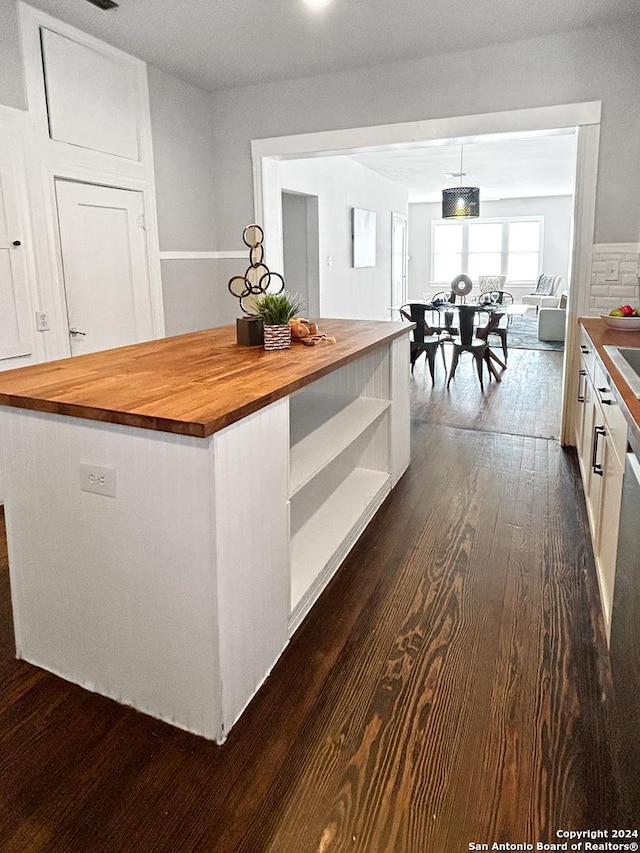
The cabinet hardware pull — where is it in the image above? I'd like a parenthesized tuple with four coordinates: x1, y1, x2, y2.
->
(12, 240, 21, 246)
(578, 369, 587, 403)
(597, 387, 613, 405)
(592, 424, 606, 476)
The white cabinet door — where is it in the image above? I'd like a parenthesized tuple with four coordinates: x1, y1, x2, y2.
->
(0, 124, 33, 363)
(41, 27, 141, 161)
(595, 432, 624, 634)
(55, 180, 154, 355)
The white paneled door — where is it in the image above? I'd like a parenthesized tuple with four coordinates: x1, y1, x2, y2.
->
(55, 180, 154, 355)
(391, 212, 408, 317)
(0, 125, 33, 363)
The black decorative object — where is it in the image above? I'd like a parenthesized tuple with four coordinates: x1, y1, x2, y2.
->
(236, 316, 264, 346)
(442, 145, 480, 219)
(442, 187, 480, 219)
(228, 224, 286, 346)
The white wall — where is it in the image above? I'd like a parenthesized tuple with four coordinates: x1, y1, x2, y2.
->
(408, 195, 574, 301)
(279, 157, 409, 320)
(210, 23, 640, 249)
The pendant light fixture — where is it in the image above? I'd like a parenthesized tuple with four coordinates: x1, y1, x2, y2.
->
(442, 145, 480, 219)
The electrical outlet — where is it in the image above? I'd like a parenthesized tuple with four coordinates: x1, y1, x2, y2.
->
(35, 311, 49, 331)
(327, 255, 333, 268)
(80, 463, 116, 497)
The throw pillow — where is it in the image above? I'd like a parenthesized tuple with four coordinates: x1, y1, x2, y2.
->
(534, 274, 556, 295)
(478, 275, 506, 294)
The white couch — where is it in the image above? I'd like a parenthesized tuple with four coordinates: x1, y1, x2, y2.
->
(522, 274, 562, 311)
(537, 291, 568, 342)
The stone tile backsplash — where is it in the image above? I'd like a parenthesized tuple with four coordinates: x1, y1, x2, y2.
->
(589, 243, 640, 314)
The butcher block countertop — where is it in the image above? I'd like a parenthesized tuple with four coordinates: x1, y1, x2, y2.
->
(580, 318, 640, 446)
(0, 319, 410, 438)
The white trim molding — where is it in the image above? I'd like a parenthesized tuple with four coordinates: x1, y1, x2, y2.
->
(251, 102, 601, 161)
(252, 101, 602, 450)
(560, 122, 601, 446)
(159, 251, 246, 261)
(17, 2, 165, 360)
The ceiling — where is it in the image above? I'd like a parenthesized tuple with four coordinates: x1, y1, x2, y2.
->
(349, 131, 578, 202)
(24, 0, 640, 92)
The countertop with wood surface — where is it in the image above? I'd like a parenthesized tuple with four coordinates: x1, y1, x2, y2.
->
(580, 318, 640, 450)
(0, 316, 413, 743)
(0, 319, 410, 438)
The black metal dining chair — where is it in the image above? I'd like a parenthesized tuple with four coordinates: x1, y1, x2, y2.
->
(476, 290, 513, 361)
(446, 305, 506, 391)
(400, 303, 447, 384)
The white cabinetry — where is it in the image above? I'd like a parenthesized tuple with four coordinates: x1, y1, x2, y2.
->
(575, 328, 627, 637)
(1, 328, 410, 742)
(288, 346, 393, 631)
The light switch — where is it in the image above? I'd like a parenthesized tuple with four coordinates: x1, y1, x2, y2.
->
(605, 261, 620, 281)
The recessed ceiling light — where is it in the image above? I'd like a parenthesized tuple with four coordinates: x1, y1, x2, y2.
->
(303, 0, 334, 11)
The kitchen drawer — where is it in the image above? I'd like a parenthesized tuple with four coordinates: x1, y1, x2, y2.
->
(579, 328, 596, 379)
(594, 360, 629, 467)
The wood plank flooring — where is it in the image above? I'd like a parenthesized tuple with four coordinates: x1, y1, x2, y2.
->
(0, 348, 628, 851)
(410, 346, 564, 439)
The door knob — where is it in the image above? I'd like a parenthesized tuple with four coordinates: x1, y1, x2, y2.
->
(69, 328, 86, 337)
(12, 240, 21, 246)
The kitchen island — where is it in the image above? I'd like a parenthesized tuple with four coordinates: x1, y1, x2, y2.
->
(0, 319, 412, 741)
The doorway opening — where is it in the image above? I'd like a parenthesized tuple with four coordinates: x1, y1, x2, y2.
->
(281, 191, 320, 319)
(251, 102, 601, 445)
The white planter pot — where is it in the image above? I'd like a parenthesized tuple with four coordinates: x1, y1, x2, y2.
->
(263, 324, 292, 351)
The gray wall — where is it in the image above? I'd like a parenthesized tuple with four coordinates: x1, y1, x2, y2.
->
(148, 67, 242, 333)
(0, 0, 26, 110)
(161, 259, 239, 336)
(282, 192, 313, 317)
(4, 4, 639, 333)
(209, 22, 640, 247)
(147, 66, 218, 251)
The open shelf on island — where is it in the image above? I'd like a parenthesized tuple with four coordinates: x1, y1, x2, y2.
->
(289, 467, 391, 628)
(289, 394, 390, 497)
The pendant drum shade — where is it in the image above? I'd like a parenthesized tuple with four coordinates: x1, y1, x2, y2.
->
(442, 186, 480, 219)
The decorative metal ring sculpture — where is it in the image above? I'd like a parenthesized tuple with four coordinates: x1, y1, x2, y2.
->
(228, 224, 285, 314)
(451, 274, 473, 297)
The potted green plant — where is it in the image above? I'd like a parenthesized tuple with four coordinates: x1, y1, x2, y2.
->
(253, 291, 304, 351)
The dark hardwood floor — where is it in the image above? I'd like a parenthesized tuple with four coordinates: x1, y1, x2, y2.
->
(410, 345, 564, 440)
(0, 348, 629, 851)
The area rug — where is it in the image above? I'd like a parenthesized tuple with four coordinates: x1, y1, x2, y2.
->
(505, 313, 564, 352)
